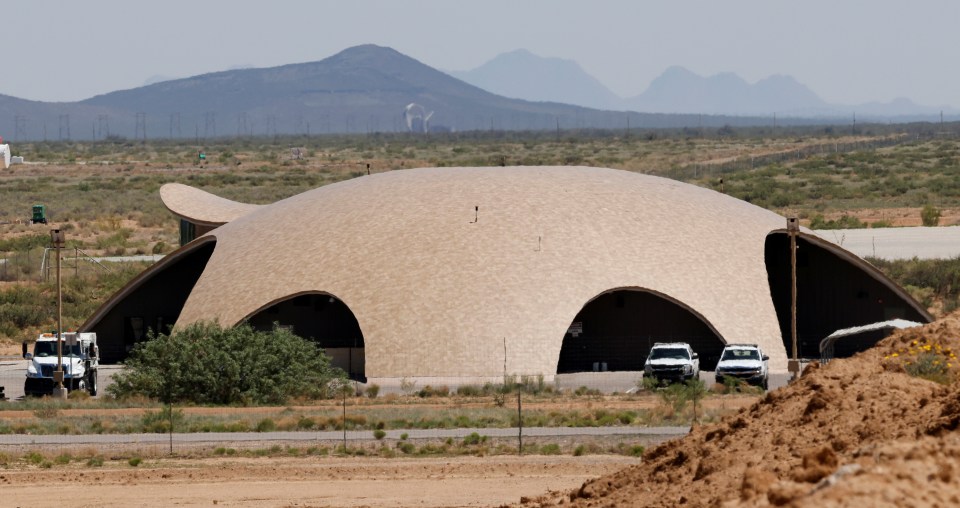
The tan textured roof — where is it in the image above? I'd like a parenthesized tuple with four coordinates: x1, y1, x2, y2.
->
(160, 183, 262, 226)
(177, 166, 792, 376)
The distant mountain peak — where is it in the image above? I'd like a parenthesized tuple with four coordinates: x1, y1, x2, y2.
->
(449, 48, 623, 110)
(630, 66, 827, 115)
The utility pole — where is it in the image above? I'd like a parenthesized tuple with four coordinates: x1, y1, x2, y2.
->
(51, 229, 67, 399)
(787, 216, 800, 380)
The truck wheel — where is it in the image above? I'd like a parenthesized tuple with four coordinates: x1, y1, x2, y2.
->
(88, 371, 98, 396)
(762, 378, 769, 391)
(24, 378, 38, 397)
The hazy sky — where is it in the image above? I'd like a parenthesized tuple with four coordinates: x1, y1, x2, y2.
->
(4, 0, 958, 107)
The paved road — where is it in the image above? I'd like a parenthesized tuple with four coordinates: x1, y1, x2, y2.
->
(555, 370, 794, 394)
(0, 358, 123, 400)
(813, 226, 960, 260)
(1, 359, 796, 401)
(0, 363, 790, 401)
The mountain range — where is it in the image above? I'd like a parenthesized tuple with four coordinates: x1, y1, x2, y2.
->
(0, 45, 952, 141)
(450, 49, 958, 118)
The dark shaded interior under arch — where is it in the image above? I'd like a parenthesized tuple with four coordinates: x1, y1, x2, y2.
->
(246, 293, 365, 381)
(87, 241, 216, 363)
(765, 233, 929, 359)
(557, 289, 726, 373)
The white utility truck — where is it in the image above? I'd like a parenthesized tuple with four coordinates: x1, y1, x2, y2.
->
(22, 332, 99, 397)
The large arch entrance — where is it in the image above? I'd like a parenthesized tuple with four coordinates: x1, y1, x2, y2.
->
(245, 292, 366, 381)
(765, 232, 931, 360)
(557, 289, 726, 373)
(83, 238, 217, 363)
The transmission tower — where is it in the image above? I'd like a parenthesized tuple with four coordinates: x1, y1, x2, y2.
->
(58, 114, 70, 140)
(97, 115, 110, 140)
(169, 113, 181, 138)
(237, 112, 248, 136)
(135, 112, 147, 141)
(204, 112, 216, 138)
(14, 115, 27, 142)
(265, 115, 277, 137)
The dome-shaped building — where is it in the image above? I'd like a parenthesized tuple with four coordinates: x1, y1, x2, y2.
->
(83, 166, 930, 385)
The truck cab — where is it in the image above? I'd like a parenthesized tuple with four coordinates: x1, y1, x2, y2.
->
(23, 332, 99, 397)
(31, 204, 47, 224)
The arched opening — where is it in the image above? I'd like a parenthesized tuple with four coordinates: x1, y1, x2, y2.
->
(245, 292, 365, 381)
(83, 238, 217, 363)
(765, 232, 931, 360)
(557, 289, 726, 373)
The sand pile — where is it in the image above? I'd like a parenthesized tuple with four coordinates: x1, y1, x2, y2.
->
(518, 312, 960, 507)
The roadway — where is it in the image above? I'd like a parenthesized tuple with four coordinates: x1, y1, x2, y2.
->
(0, 358, 791, 402)
(812, 226, 960, 260)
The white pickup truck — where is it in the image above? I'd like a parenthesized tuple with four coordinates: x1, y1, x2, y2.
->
(643, 342, 700, 384)
(715, 343, 769, 390)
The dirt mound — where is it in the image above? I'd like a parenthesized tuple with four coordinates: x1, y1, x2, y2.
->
(517, 312, 960, 507)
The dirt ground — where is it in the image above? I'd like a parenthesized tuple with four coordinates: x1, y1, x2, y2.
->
(0, 395, 758, 419)
(0, 455, 635, 508)
(516, 311, 960, 507)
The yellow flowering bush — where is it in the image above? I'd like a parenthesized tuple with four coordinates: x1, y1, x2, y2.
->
(884, 336, 958, 384)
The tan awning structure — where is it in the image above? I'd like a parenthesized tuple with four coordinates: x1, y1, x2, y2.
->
(820, 319, 923, 363)
(160, 183, 262, 227)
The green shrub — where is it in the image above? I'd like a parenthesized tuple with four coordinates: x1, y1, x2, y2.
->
(128, 456, 142, 467)
(86, 456, 104, 467)
(416, 385, 450, 398)
(462, 432, 487, 446)
(905, 351, 952, 384)
(373, 429, 386, 440)
(0, 234, 49, 252)
(365, 384, 380, 398)
(456, 385, 483, 396)
(921, 204, 942, 227)
(638, 376, 661, 392)
(141, 406, 184, 433)
(108, 322, 345, 404)
(255, 418, 277, 432)
(809, 214, 867, 229)
(540, 443, 561, 455)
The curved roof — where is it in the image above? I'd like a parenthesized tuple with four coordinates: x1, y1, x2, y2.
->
(160, 183, 262, 226)
(176, 166, 792, 374)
